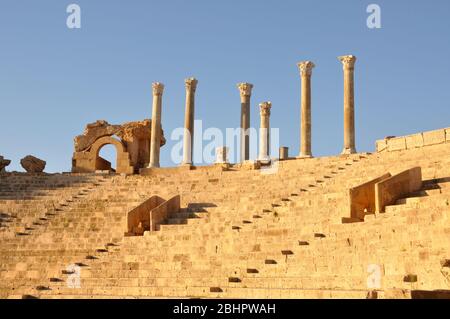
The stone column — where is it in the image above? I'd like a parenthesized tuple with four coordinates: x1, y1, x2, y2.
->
(338, 55, 357, 154)
(237, 83, 253, 162)
(279, 147, 289, 160)
(148, 82, 164, 168)
(258, 101, 272, 164)
(181, 77, 198, 165)
(297, 61, 315, 158)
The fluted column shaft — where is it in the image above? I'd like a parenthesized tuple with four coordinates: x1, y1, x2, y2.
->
(339, 55, 357, 154)
(149, 82, 164, 168)
(237, 83, 253, 162)
(297, 61, 315, 158)
(258, 102, 272, 163)
(182, 78, 198, 165)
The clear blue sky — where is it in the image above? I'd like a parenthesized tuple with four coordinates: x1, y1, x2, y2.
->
(1, 0, 449, 172)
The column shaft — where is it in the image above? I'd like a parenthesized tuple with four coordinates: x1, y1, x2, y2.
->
(149, 83, 164, 168)
(241, 96, 250, 161)
(182, 78, 197, 165)
(258, 102, 272, 163)
(339, 55, 357, 154)
(298, 61, 315, 158)
(237, 83, 253, 162)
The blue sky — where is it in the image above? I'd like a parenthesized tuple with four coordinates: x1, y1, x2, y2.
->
(1, 0, 449, 172)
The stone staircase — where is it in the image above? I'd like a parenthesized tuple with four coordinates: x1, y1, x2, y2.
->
(1, 142, 449, 299)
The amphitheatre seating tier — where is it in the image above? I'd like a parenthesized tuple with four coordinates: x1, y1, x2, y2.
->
(1, 142, 450, 299)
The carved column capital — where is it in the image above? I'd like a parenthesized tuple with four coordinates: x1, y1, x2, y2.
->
(185, 77, 198, 92)
(259, 101, 272, 117)
(338, 55, 357, 70)
(152, 82, 165, 96)
(297, 61, 315, 77)
(237, 83, 254, 97)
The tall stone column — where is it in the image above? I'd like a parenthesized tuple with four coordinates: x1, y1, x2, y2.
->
(148, 82, 164, 168)
(258, 101, 272, 164)
(338, 55, 357, 154)
(181, 77, 198, 165)
(297, 61, 315, 158)
(237, 83, 253, 162)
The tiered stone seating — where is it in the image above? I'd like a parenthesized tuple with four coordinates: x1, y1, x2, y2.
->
(0, 174, 109, 237)
(1, 141, 449, 299)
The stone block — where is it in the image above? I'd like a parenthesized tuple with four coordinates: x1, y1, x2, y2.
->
(0, 155, 11, 172)
(387, 137, 407, 152)
(95, 156, 111, 171)
(348, 173, 391, 220)
(423, 129, 445, 146)
(405, 133, 424, 149)
(236, 160, 261, 171)
(375, 139, 387, 152)
(375, 167, 422, 213)
(20, 155, 46, 173)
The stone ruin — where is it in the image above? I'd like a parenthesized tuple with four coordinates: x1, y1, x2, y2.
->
(1, 55, 449, 299)
(72, 119, 166, 174)
(20, 155, 46, 173)
(0, 155, 11, 173)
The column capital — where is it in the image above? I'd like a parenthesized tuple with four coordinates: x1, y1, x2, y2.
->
(338, 55, 357, 70)
(297, 61, 315, 76)
(259, 101, 272, 116)
(185, 77, 198, 92)
(237, 83, 254, 97)
(152, 82, 165, 96)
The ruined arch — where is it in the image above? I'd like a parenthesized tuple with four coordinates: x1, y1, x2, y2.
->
(71, 119, 165, 174)
(91, 136, 129, 172)
(72, 136, 134, 175)
(97, 144, 117, 171)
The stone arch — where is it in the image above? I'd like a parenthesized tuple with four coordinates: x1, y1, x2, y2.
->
(91, 136, 123, 172)
(91, 136, 125, 159)
(97, 144, 118, 171)
(72, 136, 134, 174)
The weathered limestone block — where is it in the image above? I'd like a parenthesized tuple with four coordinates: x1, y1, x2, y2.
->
(0, 155, 11, 172)
(20, 155, 46, 173)
(348, 173, 391, 221)
(117, 119, 166, 146)
(405, 133, 424, 149)
(74, 120, 121, 152)
(375, 167, 422, 213)
(377, 128, 450, 152)
(423, 129, 445, 146)
(376, 139, 387, 152)
(126, 195, 166, 235)
(126, 195, 180, 235)
(387, 137, 406, 152)
(117, 119, 166, 169)
(95, 157, 112, 171)
(235, 160, 261, 171)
